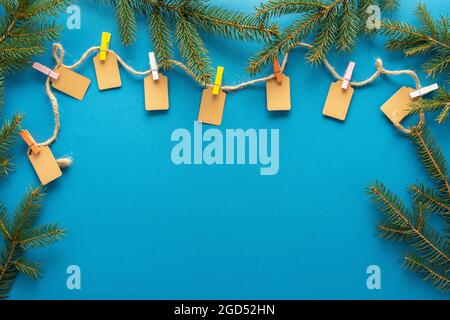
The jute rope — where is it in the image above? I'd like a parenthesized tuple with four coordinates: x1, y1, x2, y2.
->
(39, 42, 426, 168)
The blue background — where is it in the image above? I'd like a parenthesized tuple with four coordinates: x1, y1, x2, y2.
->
(2, 0, 449, 299)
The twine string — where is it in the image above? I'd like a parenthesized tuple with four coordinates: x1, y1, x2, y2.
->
(37, 41, 426, 166)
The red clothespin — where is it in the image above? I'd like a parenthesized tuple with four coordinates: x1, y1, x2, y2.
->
(341, 61, 355, 90)
(273, 58, 283, 83)
(19, 129, 40, 154)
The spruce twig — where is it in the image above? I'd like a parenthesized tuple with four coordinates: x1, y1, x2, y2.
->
(0, 187, 65, 299)
(368, 127, 450, 292)
(248, 0, 398, 74)
(409, 88, 450, 124)
(381, 3, 449, 77)
(98, 0, 279, 82)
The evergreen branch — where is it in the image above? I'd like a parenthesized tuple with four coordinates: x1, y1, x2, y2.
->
(148, 5, 174, 70)
(11, 186, 45, 239)
(101, 0, 278, 78)
(381, 3, 450, 77)
(0, 188, 64, 299)
(175, 17, 212, 85)
(22, 0, 71, 20)
(255, 0, 326, 20)
(18, 224, 65, 249)
(114, 0, 137, 46)
(0, 112, 23, 155)
(0, 243, 19, 299)
(410, 128, 450, 197)
(12, 259, 40, 279)
(368, 182, 450, 266)
(403, 254, 450, 292)
(409, 88, 449, 124)
(0, 154, 14, 178)
(248, 11, 322, 74)
(0, 202, 11, 240)
(410, 183, 450, 217)
(249, 0, 397, 73)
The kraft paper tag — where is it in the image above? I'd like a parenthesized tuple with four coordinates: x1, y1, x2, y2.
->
(51, 66, 91, 100)
(144, 73, 169, 111)
(198, 87, 227, 126)
(93, 53, 122, 90)
(27, 146, 62, 185)
(266, 74, 291, 111)
(380, 86, 416, 124)
(322, 80, 354, 121)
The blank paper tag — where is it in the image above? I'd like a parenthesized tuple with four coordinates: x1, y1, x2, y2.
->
(198, 87, 227, 126)
(27, 146, 62, 185)
(380, 86, 415, 124)
(51, 66, 91, 100)
(322, 80, 354, 121)
(266, 75, 291, 111)
(93, 53, 122, 90)
(144, 73, 169, 111)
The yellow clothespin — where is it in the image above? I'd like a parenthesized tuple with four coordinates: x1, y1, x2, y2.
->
(99, 32, 111, 61)
(212, 66, 224, 95)
(19, 129, 40, 154)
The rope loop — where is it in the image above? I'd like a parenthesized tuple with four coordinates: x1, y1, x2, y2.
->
(35, 41, 428, 159)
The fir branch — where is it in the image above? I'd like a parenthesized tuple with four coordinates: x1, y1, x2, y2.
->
(175, 17, 212, 85)
(0, 154, 14, 178)
(0, 112, 23, 155)
(18, 224, 65, 249)
(410, 183, 450, 218)
(368, 182, 450, 266)
(368, 126, 450, 291)
(114, 0, 137, 46)
(148, 5, 174, 70)
(409, 88, 449, 124)
(249, 0, 397, 74)
(410, 128, 450, 197)
(381, 3, 450, 77)
(99, 0, 278, 77)
(12, 259, 40, 279)
(403, 254, 450, 292)
(0, 187, 65, 299)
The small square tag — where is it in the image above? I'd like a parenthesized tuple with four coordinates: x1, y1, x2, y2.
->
(51, 66, 91, 100)
(93, 53, 122, 90)
(380, 87, 416, 124)
(322, 80, 354, 121)
(27, 146, 62, 185)
(198, 87, 227, 126)
(144, 73, 169, 111)
(266, 75, 291, 111)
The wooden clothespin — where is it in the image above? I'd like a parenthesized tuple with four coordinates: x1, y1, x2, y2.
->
(273, 58, 283, 83)
(99, 32, 111, 61)
(212, 66, 224, 95)
(149, 52, 159, 81)
(410, 83, 439, 99)
(19, 129, 40, 154)
(341, 61, 356, 90)
(32, 62, 59, 80)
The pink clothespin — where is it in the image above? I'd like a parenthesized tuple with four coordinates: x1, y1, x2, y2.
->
(341, 61, 355, 90)
(32, 62, 59, 80)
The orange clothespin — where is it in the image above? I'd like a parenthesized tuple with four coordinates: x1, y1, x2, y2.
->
(19, 129, 40, 154)
(273, 58, 283, 83)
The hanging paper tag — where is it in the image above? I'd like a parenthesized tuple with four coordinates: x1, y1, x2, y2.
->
(144, 73, 169, 111)
(27, 146, 62, 185)
(266, 75, 291, 111)
(93, 53, 122, 90)
(380, 87, 416, 124)
(198, 87, 227, 126)
(51, 66, 91, 100)
(322, 80, 354, 121)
